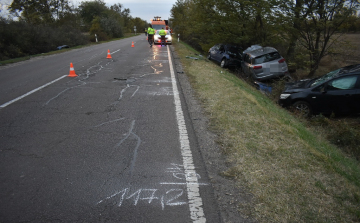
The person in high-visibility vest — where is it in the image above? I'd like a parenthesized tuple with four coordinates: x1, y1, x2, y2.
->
(147, 25, 155, 47)
(159, 27, 167, 46)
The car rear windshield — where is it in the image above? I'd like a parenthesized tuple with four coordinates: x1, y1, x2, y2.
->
(253, 52, 281, 64)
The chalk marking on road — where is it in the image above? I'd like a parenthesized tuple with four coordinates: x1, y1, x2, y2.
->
(94, 118, 125, 127)
(167, 45, 206, 222)
(148, 60, 169, 63)
(96, 163, 209, 209)
(118, 84, 130, 100)
(116, 84, 141, 101)
(44, 88, 71, 105)
(160, 182, 209, 186)
(0, 75, 67, 109)
(0, 49, 116, 108)
(111, 49, 121, 54)
(97, 188, 187, 210)
(151, 65, 164, 75)
(45, 62, 109, 106)
(131, 86, 140, 97)
(113, 120, 141, 177)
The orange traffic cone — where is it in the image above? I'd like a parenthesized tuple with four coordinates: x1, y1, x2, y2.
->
(106, 49, 112, 59)
(68, 63, 77, 77)
(131, 41, 135, 47)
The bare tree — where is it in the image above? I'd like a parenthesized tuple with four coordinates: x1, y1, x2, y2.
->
(298, 0, 359, 77)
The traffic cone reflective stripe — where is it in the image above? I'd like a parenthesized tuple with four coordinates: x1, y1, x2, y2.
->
(106, 49, 112, 59)
(68, 63, 77, 77)
(131, 41, 135, 47)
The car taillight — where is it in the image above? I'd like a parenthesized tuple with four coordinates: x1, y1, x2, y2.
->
(253, 65, 262, 69)
(278, 58, 285, 63)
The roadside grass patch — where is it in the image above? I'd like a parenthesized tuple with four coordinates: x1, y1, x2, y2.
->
(173, 41, 360, 222)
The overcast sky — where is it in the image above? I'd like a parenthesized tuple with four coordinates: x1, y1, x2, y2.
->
(113, 0, 177, 22)
(0, 0, 178, 22)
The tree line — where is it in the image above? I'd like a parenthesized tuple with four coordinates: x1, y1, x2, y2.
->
(170, 0, 360, 77)
(0, 0, 147, 61)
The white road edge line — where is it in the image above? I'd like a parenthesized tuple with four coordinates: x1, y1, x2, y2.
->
(167, 45, 206, 223)
(0, 75, 68, 108)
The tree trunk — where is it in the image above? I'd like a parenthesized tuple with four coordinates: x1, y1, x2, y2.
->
(286, 0, 302, 61)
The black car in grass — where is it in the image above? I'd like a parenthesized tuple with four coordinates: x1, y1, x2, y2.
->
(279, 64, 360, 116)
(207, 44, 242, 68)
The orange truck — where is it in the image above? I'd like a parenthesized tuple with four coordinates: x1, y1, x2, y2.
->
(151, 16, 168, 31)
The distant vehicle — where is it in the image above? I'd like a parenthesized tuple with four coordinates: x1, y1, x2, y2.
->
(57, 45, 69, 50)
(153, 30, 172, 45)
(279, 64, 360, 116)
(151, 16, 168, 31)
(241, 46, 289, 81)
(207, 44, 242, 68)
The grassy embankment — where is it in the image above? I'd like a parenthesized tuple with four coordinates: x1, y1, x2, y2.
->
(173, 41, 360, 222)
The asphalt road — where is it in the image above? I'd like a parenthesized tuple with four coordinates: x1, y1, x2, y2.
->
(0, 35, 221, 222)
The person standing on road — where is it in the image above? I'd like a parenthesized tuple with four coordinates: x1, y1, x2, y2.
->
(147, 25, 155, 47)
(159, 27, 167, 46)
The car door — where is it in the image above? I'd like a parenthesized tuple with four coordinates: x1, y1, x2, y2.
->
(209, 44, 220, 61)
(214, 44, 225, 62)
(321, 75, 359, 114)
(241, 54, 252, 77)
(308, 85, 333, 114)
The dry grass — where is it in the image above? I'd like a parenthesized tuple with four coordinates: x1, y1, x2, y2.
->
(174, 41, 360, 222)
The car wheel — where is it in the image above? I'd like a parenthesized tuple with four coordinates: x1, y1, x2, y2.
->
(207, 53, 211, 60)
(220, 58, 227, 68)
(292, 101, 312, 117)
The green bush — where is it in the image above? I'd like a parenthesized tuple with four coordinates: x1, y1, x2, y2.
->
(0, 19, 88, 61)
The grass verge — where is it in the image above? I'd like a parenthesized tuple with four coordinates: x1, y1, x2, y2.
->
(173, 41, 360, 222)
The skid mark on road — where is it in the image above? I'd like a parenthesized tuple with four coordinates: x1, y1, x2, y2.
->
(0, 75, 68, 108)
(95, 46, 207, 222)
(113, 84, 140, 102)
(113, 120, 141, 177)
(148, 87, 173, 96)
(44, 88, 71, 106)
(151, 65, 164, 75)
(44, 62, 113, 106)
(93, 118, 125, 128)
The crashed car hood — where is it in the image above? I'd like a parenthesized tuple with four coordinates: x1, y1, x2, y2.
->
(284, 79, 313, 93)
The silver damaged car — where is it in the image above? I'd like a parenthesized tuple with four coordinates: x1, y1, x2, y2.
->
(241, 46, 289, 81)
